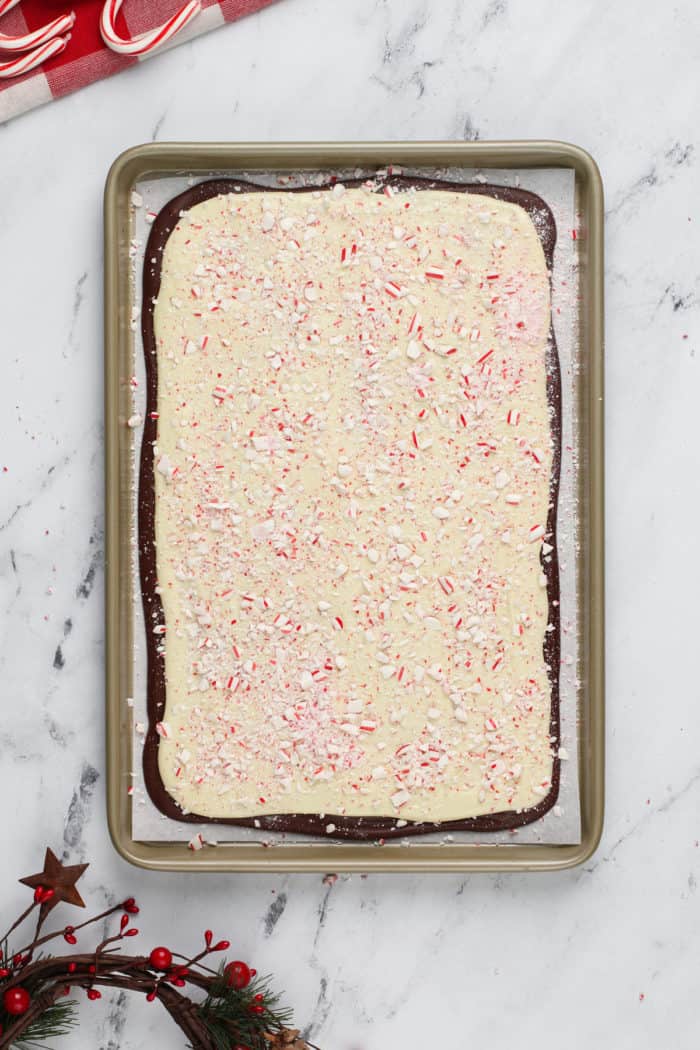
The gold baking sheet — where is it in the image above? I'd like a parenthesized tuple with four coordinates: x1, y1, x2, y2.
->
(104, 141, 604, 872)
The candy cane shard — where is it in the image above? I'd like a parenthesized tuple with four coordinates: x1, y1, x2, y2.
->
(99, 0, 202, 56)
(0, 0, 21, 17)
(0, 10, 75, 53)
(0, 33, 68, 78)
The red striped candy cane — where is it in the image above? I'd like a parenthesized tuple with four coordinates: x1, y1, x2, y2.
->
(0, 10, 74, 52)
(0, 34, 68, 78)
(99, 0, 201, 56)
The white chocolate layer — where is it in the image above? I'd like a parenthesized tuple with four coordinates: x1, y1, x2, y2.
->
(150, 183, 555, 824)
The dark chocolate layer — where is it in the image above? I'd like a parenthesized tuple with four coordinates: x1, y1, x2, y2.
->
(139, 174, 561, 841)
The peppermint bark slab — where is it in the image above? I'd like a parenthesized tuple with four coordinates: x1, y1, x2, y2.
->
(140, 176, 561, 840)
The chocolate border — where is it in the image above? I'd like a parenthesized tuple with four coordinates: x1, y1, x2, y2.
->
(139, 175, 561, 841)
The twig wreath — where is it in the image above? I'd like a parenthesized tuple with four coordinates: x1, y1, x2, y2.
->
(0, 849, 312, 1050)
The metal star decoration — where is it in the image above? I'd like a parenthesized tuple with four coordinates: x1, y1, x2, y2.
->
(19, 847, 89, 915)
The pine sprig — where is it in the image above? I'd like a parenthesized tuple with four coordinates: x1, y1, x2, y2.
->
(199, 966, 293, 1050)
(7, 999, 78, 1050)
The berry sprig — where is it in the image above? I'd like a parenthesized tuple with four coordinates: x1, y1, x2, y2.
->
(144, 927, 231, 999)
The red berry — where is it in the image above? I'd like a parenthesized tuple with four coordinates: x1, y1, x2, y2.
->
(124, 928, 139, 937)
(120, 914, 129, 930)
(254, 994, 264, 1002)
(123, 898, 139, 914)
(250, 968, 257, 977)
(224, 960, 251, 989)
(63, 933, 77, 945)
(0, 970, 9, 978)
(87, 989, 102, 1001)
(67, 963, 77, 974)
(204, 930, 213, 947)
(3, 988, 31, 1016)
(146, 990, 157, 1003)
(250, 1005, 265, 1015)
(149, 947, 173, 971)
(213, 939, 230, 952)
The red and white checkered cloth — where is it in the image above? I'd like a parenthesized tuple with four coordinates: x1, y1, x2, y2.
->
(0, 0, 278, 122)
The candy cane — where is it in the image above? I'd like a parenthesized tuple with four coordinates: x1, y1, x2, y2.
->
(0, 10, 74, 52)
(0, 0, 21, 17)
(0, 34, 68, 79)
(99, 0, 201, 56)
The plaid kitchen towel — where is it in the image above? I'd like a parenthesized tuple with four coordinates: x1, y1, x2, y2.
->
(0, 0, 278, 122)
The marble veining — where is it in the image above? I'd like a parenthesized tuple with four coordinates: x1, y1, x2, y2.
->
(1, 0, 699, 1047)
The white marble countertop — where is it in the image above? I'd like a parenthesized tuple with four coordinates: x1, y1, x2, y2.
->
(1, 1, 699, 1047)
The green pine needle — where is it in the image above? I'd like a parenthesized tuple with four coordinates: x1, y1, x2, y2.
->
(198, 964, 293, 1050)
(7, 998, 78, 1050)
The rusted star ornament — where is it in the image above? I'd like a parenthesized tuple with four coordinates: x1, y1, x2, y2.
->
(19, 848, 89, 917)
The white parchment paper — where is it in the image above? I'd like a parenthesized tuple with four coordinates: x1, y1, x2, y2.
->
(125, 164, 581, 848)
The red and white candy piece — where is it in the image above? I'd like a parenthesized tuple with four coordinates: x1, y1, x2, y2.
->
(0, 0, 21, 16)
(99, 0, 201, 56)
(0, 34, 67, 79)
(0, 9, 74, 53)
